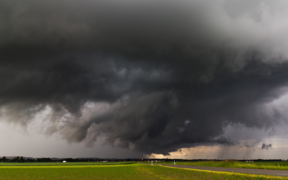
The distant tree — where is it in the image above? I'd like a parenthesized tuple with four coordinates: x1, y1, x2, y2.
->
(2, 156, 6, 162)
(19, 157, 24, 162)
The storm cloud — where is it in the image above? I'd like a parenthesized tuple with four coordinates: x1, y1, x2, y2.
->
(262, 143, 272, 150)
(1, 0, 288, 155)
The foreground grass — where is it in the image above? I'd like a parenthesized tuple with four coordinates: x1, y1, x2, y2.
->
(0, 162, 134, 166)
(154, 161, 288, 171)
(0, 163, 287, 179)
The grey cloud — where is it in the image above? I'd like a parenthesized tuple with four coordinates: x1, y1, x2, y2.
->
(0, 0, 288, 155)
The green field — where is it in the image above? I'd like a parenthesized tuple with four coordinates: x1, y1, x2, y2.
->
(0, 162, 288, 179)
(0, 162, 133, 166)
(153, 161, 288, 171)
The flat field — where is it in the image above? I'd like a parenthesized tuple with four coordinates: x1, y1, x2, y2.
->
(0, 162, 133, 166)
(0, 162, 288, 179)
(154, 161, 288, 171)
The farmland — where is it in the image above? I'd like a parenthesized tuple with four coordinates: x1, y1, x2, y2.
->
(0, 162, 133, 167)
(0, 162, 288, 179)
(154, 161, 288, 171)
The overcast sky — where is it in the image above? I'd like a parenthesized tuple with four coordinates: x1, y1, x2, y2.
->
(1, 0, 288, 159)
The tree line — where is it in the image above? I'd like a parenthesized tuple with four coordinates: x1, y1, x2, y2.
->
(0, 156, 108, 162)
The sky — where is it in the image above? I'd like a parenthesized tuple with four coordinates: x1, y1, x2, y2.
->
(1, 0, 288, 159)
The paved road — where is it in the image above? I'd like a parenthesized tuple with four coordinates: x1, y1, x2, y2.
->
(161, 164, 288, 176)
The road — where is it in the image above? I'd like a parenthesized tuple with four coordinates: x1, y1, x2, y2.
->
(161, 164, 288, 176)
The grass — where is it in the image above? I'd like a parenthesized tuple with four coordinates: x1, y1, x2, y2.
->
(0, 162, 287, 179)
(152, 161, 288, 171)
(0, 162, 134, 166)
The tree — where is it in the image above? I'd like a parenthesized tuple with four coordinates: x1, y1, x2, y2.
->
(2, 156, 6, 162)
(13, 156, 19, 162)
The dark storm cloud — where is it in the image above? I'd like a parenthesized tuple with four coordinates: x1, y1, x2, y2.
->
(262, 143, 272, 150)
(1, 0, 288, 155)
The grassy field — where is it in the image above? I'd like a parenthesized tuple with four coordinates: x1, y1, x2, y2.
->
(0, 162, 287, 179)
(153, 161, 288, 170)
(0, 162, 134, 166)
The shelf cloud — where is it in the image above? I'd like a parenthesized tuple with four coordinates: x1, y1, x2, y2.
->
(1, 0, 288, 155)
